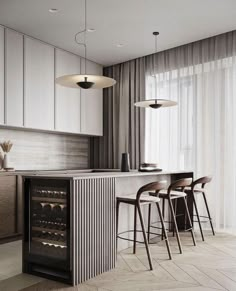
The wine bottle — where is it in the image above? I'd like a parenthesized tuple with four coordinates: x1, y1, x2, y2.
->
(41, 204, 52, 221)
(62, 206, 67, 222)
(52, 205, 62, 223)
(33, 202, 42, 215)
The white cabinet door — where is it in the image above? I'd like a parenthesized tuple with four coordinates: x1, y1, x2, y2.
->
(55, 49, 81, 133)
(24, 37, 54, 130)
(0, 27, 4, 124)
(80, 59, 103, 136)
(5, 29, 23, 126)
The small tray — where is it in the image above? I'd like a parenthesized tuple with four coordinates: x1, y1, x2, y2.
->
(138, 168, 162, 172)
(3, 167, 15, 172)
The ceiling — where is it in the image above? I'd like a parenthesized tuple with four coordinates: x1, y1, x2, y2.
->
(1, 0, 236, 66)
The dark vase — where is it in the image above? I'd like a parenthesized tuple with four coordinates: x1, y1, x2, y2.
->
(121, 153, 130, 172)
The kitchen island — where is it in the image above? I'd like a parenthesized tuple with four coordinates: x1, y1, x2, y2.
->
(22, 170, 193, 285)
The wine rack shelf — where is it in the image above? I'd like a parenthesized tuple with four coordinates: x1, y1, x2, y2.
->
(32, 237, 67, 247)
(32, 226, 66, 235)
(32, 197, 66, 203)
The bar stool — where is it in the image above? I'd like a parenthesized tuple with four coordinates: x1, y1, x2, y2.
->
(186, 176, 214, 241)
(116, 181, 172, 270)
(148, 178, 196, 254)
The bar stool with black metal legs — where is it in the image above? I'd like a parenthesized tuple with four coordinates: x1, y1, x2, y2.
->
(148, 178, 196, 254)
(116, 181, 172, 271)
(186, 176, 215, 241)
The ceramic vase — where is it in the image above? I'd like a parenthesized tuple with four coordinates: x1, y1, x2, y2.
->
(121, 153, 130, 172)
(3, 153, 9, 169)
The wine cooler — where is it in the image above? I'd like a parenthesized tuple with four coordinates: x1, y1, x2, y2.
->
(23, 177, 72, 284)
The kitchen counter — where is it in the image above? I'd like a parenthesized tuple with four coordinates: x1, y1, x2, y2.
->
(22, 169, 193, 285)
(21, 168, 190, 178)
(1, 168, 190, 176)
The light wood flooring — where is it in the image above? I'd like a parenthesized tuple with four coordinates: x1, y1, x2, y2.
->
(1, 231, 236, 290)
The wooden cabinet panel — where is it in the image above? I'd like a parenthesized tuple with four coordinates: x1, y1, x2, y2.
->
(5, 29, 24, 126)
(0, 175, 17, 238)
(0, 26, 4, 124)
(17, 175, 23, 234)
(24, 37, 54, 130)
(55, 49, 81, 133)
(80, 59, 103, 136)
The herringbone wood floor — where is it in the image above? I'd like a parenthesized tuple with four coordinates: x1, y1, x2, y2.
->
(1, 231, 236, 290)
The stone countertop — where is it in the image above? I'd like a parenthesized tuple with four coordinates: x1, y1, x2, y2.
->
(20, 169, 193, 180)
(0, 169, 92, 176)
(0, 170, 19, 176)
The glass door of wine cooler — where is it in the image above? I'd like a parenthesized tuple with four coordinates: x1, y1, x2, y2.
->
(23, 178, 71, 281)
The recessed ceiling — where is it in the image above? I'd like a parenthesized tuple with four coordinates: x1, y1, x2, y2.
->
(0, 0, 236, 66)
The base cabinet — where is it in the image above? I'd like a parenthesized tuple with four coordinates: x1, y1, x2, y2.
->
(0, 175, 21, 242)
(0, 26, 4, 124)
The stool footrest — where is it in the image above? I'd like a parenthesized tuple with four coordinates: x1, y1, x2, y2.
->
(150, 225, 163, 230)
(175, 213, 185, 217)
(183, 227, 194, 232)
(193, 220, 209, 223)
(150, 220, 175, 225)
(117, 235, 144, 244)
(150, 224, 192, 232)
(117, 230, 167, 245)
(193, 214, 212, 221)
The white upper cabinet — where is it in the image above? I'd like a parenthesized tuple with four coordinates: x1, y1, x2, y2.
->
(5, 29, 23, 126)
(24, 37, 54, 130)
(55, 49, 81, 133)
(0, 27, 4, 124)
(80, 59, 103, 136)
(0, 25, 103, 136)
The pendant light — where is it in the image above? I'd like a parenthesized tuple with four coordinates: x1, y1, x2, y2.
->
(134, 32, 177, 108)
(56, 0, 116, 89)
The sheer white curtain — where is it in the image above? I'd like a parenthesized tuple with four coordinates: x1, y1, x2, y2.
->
(145, 32, 236, 233)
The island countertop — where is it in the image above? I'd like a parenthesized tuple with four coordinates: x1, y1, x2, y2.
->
(21, 169, 192, 179)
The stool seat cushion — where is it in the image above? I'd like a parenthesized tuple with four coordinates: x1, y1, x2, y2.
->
(117, 194, 160, 203)
(157, 190, 187, 199)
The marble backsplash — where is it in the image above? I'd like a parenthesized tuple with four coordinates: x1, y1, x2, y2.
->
(0, 128, 89, 170)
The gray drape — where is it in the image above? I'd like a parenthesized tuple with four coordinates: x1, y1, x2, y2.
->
(146, 30, 236, 75)
(91, 58, 146, 169)
(90, 30, 236, 170)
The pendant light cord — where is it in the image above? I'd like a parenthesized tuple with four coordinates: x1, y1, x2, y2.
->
(153, 34, 157, 98)
(153, 32, 158, 99)
(75, 0, 87, 74)
(155, 34, 157, 53)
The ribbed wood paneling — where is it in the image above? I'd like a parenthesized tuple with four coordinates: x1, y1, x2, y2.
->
(72, 177, 116, 285)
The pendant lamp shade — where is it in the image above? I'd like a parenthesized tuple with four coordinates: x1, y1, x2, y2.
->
(134, 32, 177, 109)
(134, 99, 177, 109)
(56, 74, 116, 89)
(55, 0, 116, 90)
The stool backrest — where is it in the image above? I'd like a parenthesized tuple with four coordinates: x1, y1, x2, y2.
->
(168, 178, 192, 194)
(136, 180, 167, 201)
(192, 176, 212, 189)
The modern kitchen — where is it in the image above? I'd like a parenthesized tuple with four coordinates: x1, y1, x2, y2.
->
(1, 1, 236, 290)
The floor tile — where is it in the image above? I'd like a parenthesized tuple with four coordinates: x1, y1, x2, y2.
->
(198, 267, 236, 291)
(177, 263, 225, 290)
(1, 233, 236, 290)
(0, 274, 43, 291)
